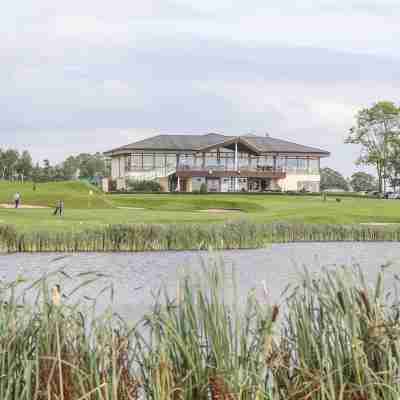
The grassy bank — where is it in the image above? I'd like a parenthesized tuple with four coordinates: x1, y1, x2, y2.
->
(2, 181, 400, 232)
(2, 221, 400, 252)
(0, 263, 398, 399)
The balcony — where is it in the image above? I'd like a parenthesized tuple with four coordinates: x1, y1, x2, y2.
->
(176, 165, 286, 179)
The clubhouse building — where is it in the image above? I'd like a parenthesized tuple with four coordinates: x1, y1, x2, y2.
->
(104, 133, 330, 192)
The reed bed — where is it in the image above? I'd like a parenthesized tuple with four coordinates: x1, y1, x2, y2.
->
(0, 262, 399, 399)
(2, 221, 400, 253)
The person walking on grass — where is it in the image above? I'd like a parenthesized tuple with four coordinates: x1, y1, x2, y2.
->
(53, 199, 64, 216)
(14, 192, 21, 208)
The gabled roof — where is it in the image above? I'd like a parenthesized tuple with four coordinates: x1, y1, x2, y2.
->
(104, 133, 330, 157)
(197, 136, 262, 155)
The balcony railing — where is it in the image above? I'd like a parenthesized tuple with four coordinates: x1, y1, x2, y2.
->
(176, 165, 287, 179)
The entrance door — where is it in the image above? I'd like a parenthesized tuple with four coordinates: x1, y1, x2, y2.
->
(261, 178, 272, 191)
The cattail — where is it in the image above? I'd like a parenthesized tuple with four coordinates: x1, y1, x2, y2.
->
(271, 304, 279, 323)
(359, 289, 371, 317)
(337, 291, 346, 314)
(51, 284, 61, 306)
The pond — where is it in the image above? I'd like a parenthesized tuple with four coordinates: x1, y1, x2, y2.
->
(1, 242, 399, 321)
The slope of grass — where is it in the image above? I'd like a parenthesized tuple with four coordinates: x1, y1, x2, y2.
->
(0, 180, 112, 209)
(1, 182, 400, 233)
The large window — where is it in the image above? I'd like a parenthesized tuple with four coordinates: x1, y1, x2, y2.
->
(205, 153, 219, 169)
(309, 159, 320, 173)
(238, 153, 249, 168)
(165, 154, 177, 169)
(276, 157, 286, 169)
(286, 158, 298, 171)
(155, 154, 165, 168)
(297, 158, 307, 170)
(143, 154, 154, 170)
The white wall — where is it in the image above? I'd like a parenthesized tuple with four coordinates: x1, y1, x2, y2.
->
(111, 156, 125, 179)
(279, 173, 320, 192)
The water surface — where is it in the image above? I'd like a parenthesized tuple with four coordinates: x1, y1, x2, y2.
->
(1, 243, 399, 321)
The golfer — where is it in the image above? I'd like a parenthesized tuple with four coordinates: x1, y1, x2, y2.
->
(14, 192, 21, 208)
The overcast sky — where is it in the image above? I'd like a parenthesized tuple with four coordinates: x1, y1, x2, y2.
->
(2, 1, 400, 175)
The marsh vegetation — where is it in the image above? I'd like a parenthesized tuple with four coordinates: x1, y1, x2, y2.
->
(0, 262, 399, 399)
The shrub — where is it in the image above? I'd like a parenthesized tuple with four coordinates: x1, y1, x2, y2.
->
(199, 182, 207, 193)
(127, 179, 162, 192)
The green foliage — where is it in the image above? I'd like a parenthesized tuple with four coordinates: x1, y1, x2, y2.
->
(350, 171, 378, 192)
(3, 221, 400, 252)
(126, 179, 162, 192)
(199, 182, 208, 193)
(320, 167, 349, 191)
(0, 147, 108, 182)
(347, 101, 400, 192)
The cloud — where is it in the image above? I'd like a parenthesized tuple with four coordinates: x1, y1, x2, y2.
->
(1, 0, 399, 175)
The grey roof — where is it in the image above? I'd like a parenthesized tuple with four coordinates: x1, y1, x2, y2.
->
(104, 133, 330, 156)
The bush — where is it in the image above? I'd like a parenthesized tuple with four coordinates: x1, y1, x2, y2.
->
(126, 179, 162, 192)
(199, 182, 208, 193)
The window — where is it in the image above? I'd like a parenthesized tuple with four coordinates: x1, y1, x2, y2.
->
(155, 154, 165, 168)
(143, 154, 154, 169)
(276, 157, 286, 169)
(286, 158, 298, 171)
(309, 159, 319, 173)
(131, 154, 142, 169)
(297, 158, 307, 170)
(165, 154, 177, 169)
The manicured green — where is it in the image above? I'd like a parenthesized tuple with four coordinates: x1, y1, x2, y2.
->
(1, 181, 400, 233)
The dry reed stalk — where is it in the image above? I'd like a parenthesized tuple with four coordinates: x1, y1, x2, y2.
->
(209, 375, 236, 400)
(38, 353, 74, 400)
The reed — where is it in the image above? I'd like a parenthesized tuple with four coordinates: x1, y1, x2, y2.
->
(2, 221, 400, 253)
(0, 262, 399, 399)
(136, 263, 278, 400)
(0, 274, 140, 400)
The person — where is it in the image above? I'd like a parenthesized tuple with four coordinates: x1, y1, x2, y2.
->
(53, 200, 64, 216)
(14, 192, 21, 208)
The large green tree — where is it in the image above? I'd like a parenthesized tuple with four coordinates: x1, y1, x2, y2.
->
(350, 172, 377, 192)
(346, 101, 400, 192)
(320, 168, 349, 191)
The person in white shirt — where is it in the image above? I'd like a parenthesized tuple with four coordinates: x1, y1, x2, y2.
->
(14, 192, 21, 208)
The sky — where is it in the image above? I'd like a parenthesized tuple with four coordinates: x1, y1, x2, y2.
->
(1, 0, 400, 176)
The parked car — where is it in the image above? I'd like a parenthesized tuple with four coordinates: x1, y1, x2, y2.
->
(387, 192, 400, 199)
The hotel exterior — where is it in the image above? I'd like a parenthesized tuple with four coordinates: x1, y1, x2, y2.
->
(104, 133, 330, 192)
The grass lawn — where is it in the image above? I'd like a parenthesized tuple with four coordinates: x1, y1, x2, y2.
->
(1, 181, 400, 232)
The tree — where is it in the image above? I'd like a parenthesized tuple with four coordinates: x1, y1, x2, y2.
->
(16, 150, 33, 180)
(320, 168, 349, 191)
(1, 149, 19, 179)
(350, 172, 377, 192)
(346, 101, 400, 192)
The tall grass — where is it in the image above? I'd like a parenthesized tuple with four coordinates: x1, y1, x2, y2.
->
(0, 274, 140, 400)
(2, 221, 400, 252)
(136, 263, 278, 400)
(0, 262, 399, 399)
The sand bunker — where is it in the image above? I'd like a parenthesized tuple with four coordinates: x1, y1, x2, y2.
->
(0, 203, 49, 209)
(117, 206, 146, 210)
(360, 222, 400, 226)
(198, 208, 242, 213)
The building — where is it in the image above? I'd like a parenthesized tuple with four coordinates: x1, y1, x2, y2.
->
(103, 133, 330, 192)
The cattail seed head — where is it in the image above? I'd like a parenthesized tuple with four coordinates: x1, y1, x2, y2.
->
(271, 304, 279, 323)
